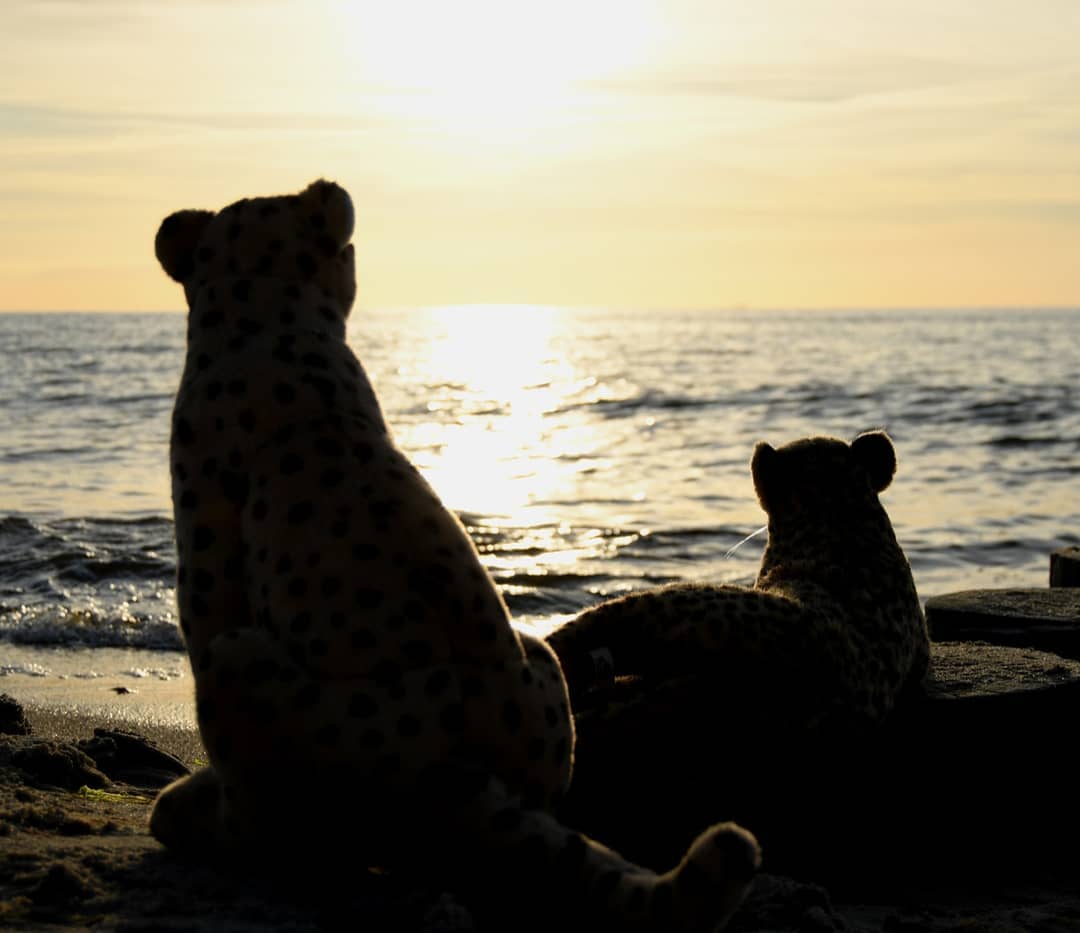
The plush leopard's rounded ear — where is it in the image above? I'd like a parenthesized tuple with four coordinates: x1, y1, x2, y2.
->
(750, 441, 781, 512)
(851, 431, 896, 493)
(299, 179, 354, 250)
(155, 209, 214, 283)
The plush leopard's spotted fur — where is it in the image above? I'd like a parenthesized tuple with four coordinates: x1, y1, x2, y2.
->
(548, 432, 929, 733)
(149, 179, 759, 930)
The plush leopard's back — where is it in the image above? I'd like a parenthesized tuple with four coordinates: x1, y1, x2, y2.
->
(548, 432, 929, 731)
(151, 179, 761, 932)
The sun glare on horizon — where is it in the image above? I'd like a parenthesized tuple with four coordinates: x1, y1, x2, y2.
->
(339, 0, 656, 139)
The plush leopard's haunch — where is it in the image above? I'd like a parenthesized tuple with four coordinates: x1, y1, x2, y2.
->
(547, 432, 930, 732)
(150, 179, 759, 930)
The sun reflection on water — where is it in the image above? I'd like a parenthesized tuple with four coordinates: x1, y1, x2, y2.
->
(392, 304, 584, 523)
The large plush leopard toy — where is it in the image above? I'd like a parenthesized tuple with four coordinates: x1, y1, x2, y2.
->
(547, 432, 930, 733)
(150, 179, 759, 930)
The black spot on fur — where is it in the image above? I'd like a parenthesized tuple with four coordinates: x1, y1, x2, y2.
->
(192, 525, 215, 551)
(351, 628, 376, 652)
(231, 279, 251, 302)
(353, 588, 384, 609)
(315, 723, 340, 746)
(301, 373, 337, 404)
(360, 729, 385, 749)
(348, 692, 378, 718)
(245, 658, 280, 684)
(296, 252, 317, 277)
(293, 682, 321, 709)
(315, 436, 345, 458)
(440, 702, 464, 733)
(273, 382, 296, 404)
(372, 660, 402, 687)
(502, 700, 522, 732)
(287, 501, 314, 524)
(280, 452, 304, 475)
(402, 640, 434, 665)
(179, 489, 198, 510)
(220, 471, 249, 506)
(175, 418, 195, 447)
(425, 669, 452, 697)
(396, 714, 422, 738)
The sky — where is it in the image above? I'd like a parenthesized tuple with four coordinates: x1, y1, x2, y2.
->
(2, 0, 1078, 312)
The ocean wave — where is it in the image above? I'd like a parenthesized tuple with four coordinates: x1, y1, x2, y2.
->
(545, 388, 716, 419)
(0, 602, 183, 650)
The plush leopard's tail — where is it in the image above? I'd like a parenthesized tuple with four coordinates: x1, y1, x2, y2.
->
(420, 759, 760, 932)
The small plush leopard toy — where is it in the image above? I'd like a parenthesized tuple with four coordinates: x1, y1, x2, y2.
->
(547, 432, 930, 732)
(150, 179, 759, 930)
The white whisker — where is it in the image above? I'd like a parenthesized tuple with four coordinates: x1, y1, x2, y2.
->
(724, 525, 767, 558)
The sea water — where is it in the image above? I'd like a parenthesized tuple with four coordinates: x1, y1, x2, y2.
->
(1, 307, 1078, 706)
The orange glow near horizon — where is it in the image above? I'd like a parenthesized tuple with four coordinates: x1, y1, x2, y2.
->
(1, 1, 1078, 312)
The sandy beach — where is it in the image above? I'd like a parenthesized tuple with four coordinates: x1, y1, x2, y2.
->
(4, 683, 1080, 932)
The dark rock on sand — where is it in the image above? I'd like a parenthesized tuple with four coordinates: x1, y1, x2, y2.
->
(926, 587, 1080, 659)
(562, 641, 1080, 890)
(77, 728, 191, 789)
(0, 692, 32, 735)
(1051, 546, 1080, 587)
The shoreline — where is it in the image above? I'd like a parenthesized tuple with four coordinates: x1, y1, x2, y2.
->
(19, 700, 205, 768)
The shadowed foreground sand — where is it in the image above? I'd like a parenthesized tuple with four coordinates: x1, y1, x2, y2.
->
(3, 698, 1080, 932)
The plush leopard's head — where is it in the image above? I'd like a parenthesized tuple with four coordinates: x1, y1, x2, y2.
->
(154, 178, 357, 316)
(750, 431, 896, 520)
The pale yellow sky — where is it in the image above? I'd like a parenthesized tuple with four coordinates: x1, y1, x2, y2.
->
(2, 0, 1078, 311)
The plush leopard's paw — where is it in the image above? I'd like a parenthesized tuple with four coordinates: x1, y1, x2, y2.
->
(150, 766, 225, 854)
(668, 822, 761, 932)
